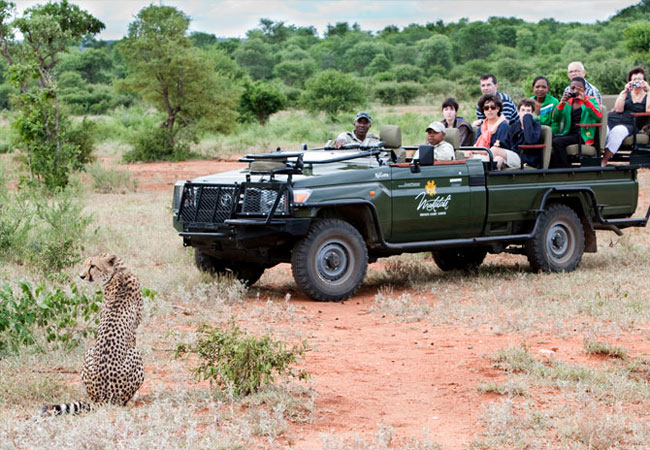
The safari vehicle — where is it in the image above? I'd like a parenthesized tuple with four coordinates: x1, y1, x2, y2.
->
(172, 125, 650, 302)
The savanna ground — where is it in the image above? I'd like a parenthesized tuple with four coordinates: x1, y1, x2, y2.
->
(3, 139, 650, 448)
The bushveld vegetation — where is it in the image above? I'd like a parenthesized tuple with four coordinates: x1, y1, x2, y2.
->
(1, 0, 650, 447)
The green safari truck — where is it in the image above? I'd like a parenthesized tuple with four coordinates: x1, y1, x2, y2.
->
(172, 143, 649, 302)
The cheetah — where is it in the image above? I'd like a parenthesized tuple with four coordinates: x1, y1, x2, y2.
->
(41, 253, 144, 415)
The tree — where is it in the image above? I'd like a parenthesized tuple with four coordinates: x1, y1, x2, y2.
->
(453, 22, 497, 61)
(57, 47, 113, 84)
(273, 59, 316, 87)
(301, 69, 365, 119)
(233, 38, 276, 80)
(0, 0, 104, 188)
(239, 81, 286, 125)
(118, 5, 240, 156)
(416, 34, 453, 73)
(624, 22, 650, 58)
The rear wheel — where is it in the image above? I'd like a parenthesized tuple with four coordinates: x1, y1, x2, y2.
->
(194, 249, 265, 286)
(291, 219, 368, 302)
(526, 204, 585, 272)
(432, 247, 487, 272)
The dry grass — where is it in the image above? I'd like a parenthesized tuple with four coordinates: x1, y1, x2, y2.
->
(2, 155, 650, 447)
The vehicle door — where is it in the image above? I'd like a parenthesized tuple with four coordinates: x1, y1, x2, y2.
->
(389, 161, 485, 242)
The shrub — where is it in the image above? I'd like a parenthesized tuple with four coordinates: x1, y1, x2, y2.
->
(373, 71, 395, 82)
(0, 281, 103, 355)
(374, 81, 422, 105)
(175, 321, 309, 396)
(393, 64, 424, 82)
(67, 118, 97, 167)
(0, 179, 93, 275)
(301, 69, 366, 119)
(239, 81, 287, 125)
(123, 127, 192, 162)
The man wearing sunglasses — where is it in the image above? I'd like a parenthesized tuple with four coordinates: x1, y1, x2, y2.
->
(473, 73, 519, 127)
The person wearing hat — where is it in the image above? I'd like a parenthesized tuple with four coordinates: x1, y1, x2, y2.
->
(333, 111, 380, 149)
(413, 121, 455, 161)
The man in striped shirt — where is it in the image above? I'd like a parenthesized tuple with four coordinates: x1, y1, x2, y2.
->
(473, 73, 519, 126)
(562, 61, 602, 106)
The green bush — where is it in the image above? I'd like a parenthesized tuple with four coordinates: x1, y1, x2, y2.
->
(123, 127, 192, 162)
(239, 81, 287, 125)
(0, 180, 93, 275)
(393, 64, 424, 82)
(301, 69, 366, 119)
(0, 82, 15, 110)
(0, 281, 103, 355)
(67, 118, 97, 167)
(175, 321, 309, 396)
(374, 81, 422, 105)
(373, 71, 395, 82)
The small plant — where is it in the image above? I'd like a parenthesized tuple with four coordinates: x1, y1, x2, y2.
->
(584, 338, 629, 359)
(0, 281, 103, 355)
(175, 320, 309, 396)
(0, 179, 94, 275)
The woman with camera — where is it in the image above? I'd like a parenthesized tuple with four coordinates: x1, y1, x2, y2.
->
(601, 67, 650, 166)
(549, 77, 602, 168)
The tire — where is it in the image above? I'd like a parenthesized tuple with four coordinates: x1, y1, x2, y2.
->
(291, 219, 368, 302)
(432, 247, 487, 272)
(194, 249, 265, 287)
(526, 204, 585, 272)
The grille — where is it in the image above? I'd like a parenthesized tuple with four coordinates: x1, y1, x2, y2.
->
(241, 187, 288, 216)
(180, 185, 238, 225)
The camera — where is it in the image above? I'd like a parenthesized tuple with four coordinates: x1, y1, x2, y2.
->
(631, 81, 642, 88)
(567, 92, 578, 98)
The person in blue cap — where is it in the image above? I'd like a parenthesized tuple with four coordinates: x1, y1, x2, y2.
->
(333, 111, 381, 149)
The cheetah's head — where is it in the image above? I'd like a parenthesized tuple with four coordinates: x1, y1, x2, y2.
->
(79, 253, 126, 285)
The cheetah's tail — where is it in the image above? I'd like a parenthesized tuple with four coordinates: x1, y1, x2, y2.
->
(40, 401, 93, 416)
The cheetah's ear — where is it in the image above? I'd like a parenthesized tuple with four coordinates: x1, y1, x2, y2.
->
(107, 254, 117, 267)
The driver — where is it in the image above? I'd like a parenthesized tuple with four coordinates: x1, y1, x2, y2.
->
(333, 111, 380, 149)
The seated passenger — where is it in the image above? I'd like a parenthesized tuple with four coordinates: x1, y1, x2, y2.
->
(601, 66, 650, 166)
(531, 76, 559, 133)
(473, 73, 519, 126)
(507, 99, 543, 168)
(563, 62, 602, 106)
(333, 111, 380, 149)
(467, 94, 520, 170)
(440, 97, 473, 146)
(550, 77, 602, 168)
(413, 121, 455, 161)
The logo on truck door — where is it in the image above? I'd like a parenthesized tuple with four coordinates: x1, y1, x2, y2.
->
(415, 179, 451, 216)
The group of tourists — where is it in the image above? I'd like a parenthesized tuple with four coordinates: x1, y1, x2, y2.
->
(334, 61, 650, 170)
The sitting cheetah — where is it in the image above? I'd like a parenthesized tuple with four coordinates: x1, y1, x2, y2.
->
(41, 253, 144, 415)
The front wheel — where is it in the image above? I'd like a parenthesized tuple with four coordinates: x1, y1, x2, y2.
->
(526, 204, 585, 272)
(194, 249, 265, 286)
(291, 219, 368, 302)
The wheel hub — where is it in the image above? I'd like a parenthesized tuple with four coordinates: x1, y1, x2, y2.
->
(547, 224, 570, 260)
(317, 243, 349, 281)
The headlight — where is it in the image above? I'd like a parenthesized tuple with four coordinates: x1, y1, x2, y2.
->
(293, 189, 312, 204)
(242, 187, 289, 215)
(172, 181, 185, 213)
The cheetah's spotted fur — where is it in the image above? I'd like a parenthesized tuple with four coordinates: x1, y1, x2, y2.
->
(41, 254, 144, 414)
